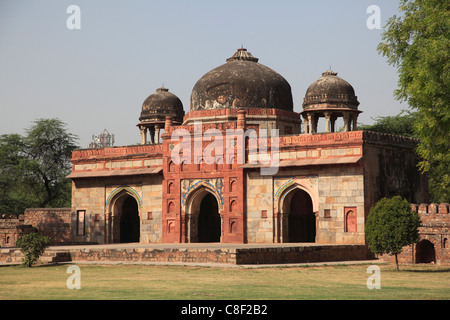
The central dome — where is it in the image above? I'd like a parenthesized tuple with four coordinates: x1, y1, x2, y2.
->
(190, 48, 293, 112)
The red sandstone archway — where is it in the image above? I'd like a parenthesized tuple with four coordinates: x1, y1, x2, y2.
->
(197, 193, 221, 242)
(184, 186, 223, 243)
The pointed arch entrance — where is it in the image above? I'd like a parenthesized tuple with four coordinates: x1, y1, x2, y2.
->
(185, 186, 222, 243)
(106, 189, 141, 243)
(198, 193, 221, 242)
(279, 185, 316, 243)
(119, 196, 140, 243)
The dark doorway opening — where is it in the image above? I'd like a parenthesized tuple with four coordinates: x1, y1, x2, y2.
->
(416, 239, 436, 264)
(198, 193, 221, 243)
(120, 196, 140, 243)
(288, 189, 315, 242)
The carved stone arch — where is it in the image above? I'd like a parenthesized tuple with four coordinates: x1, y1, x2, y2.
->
(276, 183, 317, 243)
(105, 187, 141, 244)
(184, 184, 223, 243)
(278, 183, 318, 215)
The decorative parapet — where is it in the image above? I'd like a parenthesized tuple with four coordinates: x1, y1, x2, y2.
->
(362, 130, 418, 148)
(183, 108, 301, 123)
(72, 144, 163, 162)
(410, 203, 449, 229)
(411, 203, 449, 215)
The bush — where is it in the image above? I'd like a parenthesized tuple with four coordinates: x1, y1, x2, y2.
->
(16, 232, 51, 267)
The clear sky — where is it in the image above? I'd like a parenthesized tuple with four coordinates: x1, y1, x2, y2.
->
(0, 0, 406, 147)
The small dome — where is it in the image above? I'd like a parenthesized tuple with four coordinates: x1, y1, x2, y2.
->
(302, 70, 359, 110)
(190, 48, 293, 112)
(140, 87, 185, 124)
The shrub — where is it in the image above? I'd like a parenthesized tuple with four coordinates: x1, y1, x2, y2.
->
(16, 232, 51, 267)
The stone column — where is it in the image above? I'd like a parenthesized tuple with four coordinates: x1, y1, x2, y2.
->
(237, 109, 246, 129)
(307, 114, 312, 134)
(324, 112, 331, 133)
(331, 115, 337, 133)
(343, 112, 350, 132)
(105, 213, 111, 244)
(140, 126, 147, 145)
(148, 127, 155, 144)
(273, 211, 280, 243)
(312, 114, 318, 134)
(154, 125, 161, 144)
(352, 114, 358, 131)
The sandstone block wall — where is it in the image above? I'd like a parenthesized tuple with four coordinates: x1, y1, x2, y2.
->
(71, 174, 163, 244)
(246, 165, 365, 245)
(24, 208, 72, 245)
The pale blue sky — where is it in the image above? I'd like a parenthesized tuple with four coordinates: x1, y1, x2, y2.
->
(0, 0, 405, 147)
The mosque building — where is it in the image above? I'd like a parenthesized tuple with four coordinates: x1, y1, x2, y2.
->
(66, 48, 428, 246)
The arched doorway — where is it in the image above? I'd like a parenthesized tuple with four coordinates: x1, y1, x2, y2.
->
(197, 193, 221, 243)
(416, 239, 436, 264)
(119, 195, 140, 243)
(283, 188, 315, 243)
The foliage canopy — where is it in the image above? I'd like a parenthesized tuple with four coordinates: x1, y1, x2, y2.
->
(0, 118, 78, 216)
(377, 0, 450, 202)
(365, 196, 421, 270)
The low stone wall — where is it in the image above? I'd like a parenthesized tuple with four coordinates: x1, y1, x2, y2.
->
(1, 244, 374, 265)
(68, 247, 236, 264)
(0, 248, 24, 263)
(235, 245, 373, 264)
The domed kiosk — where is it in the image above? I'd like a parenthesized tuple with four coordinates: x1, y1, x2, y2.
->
(184, 48, 301, 135)
(301, 70, 361, 133)
(138, 87, 185, 144)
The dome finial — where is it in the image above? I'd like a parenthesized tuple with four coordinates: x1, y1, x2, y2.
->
(226, 48, 259, 63)
(322, 69, 338, 76)
(156, 84, 169, 92)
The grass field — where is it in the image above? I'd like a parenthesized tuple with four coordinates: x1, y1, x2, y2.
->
(0, 262, 449, 300)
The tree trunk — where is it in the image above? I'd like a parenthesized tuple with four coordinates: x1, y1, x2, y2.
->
(395, 253, 399, 271)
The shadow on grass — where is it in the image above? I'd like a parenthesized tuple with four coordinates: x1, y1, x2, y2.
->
(400, 266, 450, 273)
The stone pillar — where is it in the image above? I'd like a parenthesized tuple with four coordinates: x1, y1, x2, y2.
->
(237, 109, 246, 129)
(352, 114, 358, 131)
(324, 112, 331, 133)
(154, 125, 161, 144)
(165, 116, 173, 132)
(148, 127, 155, 144)
(331, 115, 337, 133)
(307, 114, 312, 134)
(343, 112, 350, 132)
(105, 213, 111, 243)
(312, 114, 318, 134)
(140, 126, 147, 145)
(273, 211, 280, 243)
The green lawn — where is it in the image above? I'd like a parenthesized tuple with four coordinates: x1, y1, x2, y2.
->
(0, 263, 449, 300)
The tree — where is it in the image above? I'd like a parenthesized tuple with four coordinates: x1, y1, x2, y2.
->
(23, 118, 78, 208)
(0, 134, 34, 216)
(377, 0, 450, 203)
(358, 110, 417, 137)
(0, 118, 78, 216)
(16, 232, 51, 267)
(365, 196, 421, 271)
